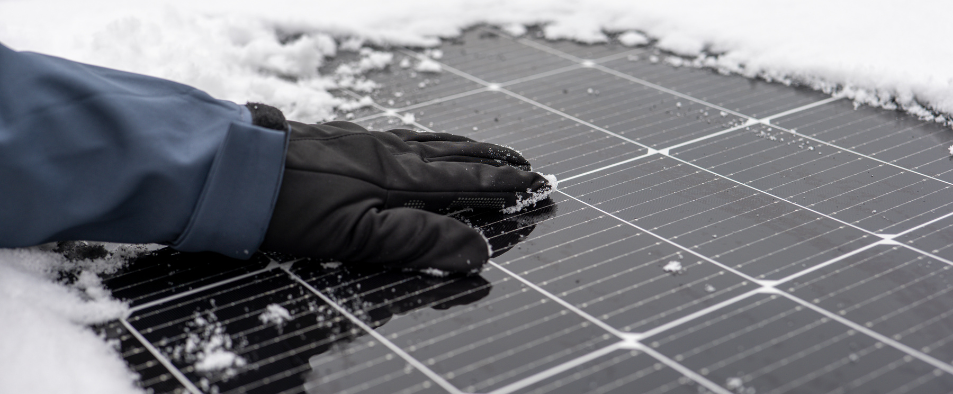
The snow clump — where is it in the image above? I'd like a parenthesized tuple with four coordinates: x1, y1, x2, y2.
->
(171, 312, 246, 375)
(617, 31, 649, 47)
(663, 260, 684, 274)
(502, 173, 558, 214)
(414, 58, 443, 73)
(258, 304, 294, 326)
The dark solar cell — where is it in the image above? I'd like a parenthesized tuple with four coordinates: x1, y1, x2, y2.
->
(511, 349, 695, 394)
(291, 262, 617, 393)
(423, 28, 578, 83)
(772, 99, 953, 183)
(896, 214, 953, 262)
(94, 320, 186, 394)
(600, 56, 829, 119)
(101, 248, 270, 307)
(506, 67, 746, 149)
(483, 193, 758, 333)
(788, 245, 953, 369)
(410, 90, 648, 179)
(351, 52, 485, 110)
(560, 155, 872, 280)
(646, 294, 953, 394)
(672, 124, 953, 234)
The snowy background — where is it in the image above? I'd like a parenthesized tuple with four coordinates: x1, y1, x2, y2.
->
(1, 0, 952, 392)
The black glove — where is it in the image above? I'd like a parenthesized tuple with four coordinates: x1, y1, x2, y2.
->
(261, 119, 556, 274)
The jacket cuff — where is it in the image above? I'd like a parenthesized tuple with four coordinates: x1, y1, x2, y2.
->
(171, 108, 289, 259)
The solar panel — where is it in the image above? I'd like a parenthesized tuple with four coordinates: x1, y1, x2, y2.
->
(97, 26, 953, 393)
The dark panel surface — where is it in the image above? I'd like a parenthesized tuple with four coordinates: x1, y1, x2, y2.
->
(560, 155, 872, 280)
(647, 294, 953, 394)
(292, 261, 617, 393)
(601, 55, 829, 119)
(351, 52, 485, 110)
(507, 67, 746, 149)
(126, 269, 447, 394)
(789, 246, 953, 363)
(897, 214, 953, 262)
(773, 99, 953, 183)
(483, 193, 757, 333)
(102, 249, 270, 307)
(513, 349, 694, 394)
(424, 28, 578, 83)
(412, 91, 648, 179)
(95, 320, 187, 394)
(672, 124, 953, 234)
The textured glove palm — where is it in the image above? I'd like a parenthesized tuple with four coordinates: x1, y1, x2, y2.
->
(262, 121, 555, 274)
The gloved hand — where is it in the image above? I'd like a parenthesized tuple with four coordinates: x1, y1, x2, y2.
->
(260, 117, 556, 274)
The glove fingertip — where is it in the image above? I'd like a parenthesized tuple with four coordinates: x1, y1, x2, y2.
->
(501, 173, 558, 214)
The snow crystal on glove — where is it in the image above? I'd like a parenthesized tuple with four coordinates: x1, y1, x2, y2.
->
(502, 173, 558, 214)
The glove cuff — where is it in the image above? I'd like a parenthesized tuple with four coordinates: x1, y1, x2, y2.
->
(245, 102, 289, 132)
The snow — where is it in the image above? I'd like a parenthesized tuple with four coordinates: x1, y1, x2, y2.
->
(3, 1, 951, 123)
(501, 173, 559, 214)
(258, 303, 294, 325)
(172, 312, 246, 375)
(662, 260, 684, 274)
(0, 245, 145, 394)
(617, 31, 649, 47)
(414, 58, 443, 73)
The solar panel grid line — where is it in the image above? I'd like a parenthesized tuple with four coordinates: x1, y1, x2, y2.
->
(280, 266, 462, 394)
(766, 122, 953, 188)
(487, 343, 625, 394)
(131, 271, 299, 335)
(488, 261, 628, 338)
(552, 187, 953, 374)
(560, 151, 657, 182)
(671, 130, 953, 235)
(513, 36, 588, 63)
(120, 318, 203, 394)
(509, 351, 683, 394)
(772, 240, 883, 284)
(632, 343, 733, 394)
(790, 252, 939, 318)
(495, 87, 652, 149)
(761, 96, 843, 122)
(561, 164, 866, 279)
(776, 290, 953, 375)
(555, 189, 761, 283)
(664, 154, 882, 235)
(631, 288, 762, 340)
(590, 64, 752, 121)
(126, 263, 278, 314)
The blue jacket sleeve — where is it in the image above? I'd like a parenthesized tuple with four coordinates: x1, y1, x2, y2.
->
(0, 43, 288, 259)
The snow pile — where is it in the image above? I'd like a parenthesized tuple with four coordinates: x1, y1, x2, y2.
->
(2, 1, 953, 122)
(171, 312, 246, 375)
(0, 245, 142, 394)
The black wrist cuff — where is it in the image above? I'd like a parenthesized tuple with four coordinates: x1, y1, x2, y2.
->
(245, 102, 289, 132)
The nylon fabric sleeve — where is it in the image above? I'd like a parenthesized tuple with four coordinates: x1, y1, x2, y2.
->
(0, 42, 288, 259)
